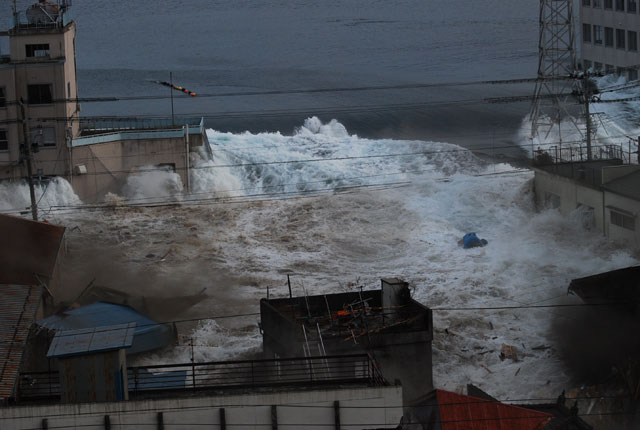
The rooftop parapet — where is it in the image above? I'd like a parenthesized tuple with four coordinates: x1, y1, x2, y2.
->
(9, 2, 73, 34)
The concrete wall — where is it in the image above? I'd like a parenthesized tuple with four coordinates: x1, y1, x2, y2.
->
(0, 386, 403, 430)
(533, 169, 605, 233)
(534, 168, 640, 246)
(70, 132, 205, 202)
(581, 2, 640, 76)
(603, 191, 640, 246)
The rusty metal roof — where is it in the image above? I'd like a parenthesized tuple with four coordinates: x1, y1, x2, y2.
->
(0, 214, 65, 285)
(436, 389, 552, 430)
(0, 285, 42, 400)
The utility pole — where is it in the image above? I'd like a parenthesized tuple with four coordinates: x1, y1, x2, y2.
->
(170, 72, 175, 126)
(582, 73, 593, 161)
(18, 99, 38, 221)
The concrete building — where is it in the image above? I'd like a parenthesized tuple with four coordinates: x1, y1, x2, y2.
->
(0, 1, 79, 180)
(532, 157, 640, 247)
(0, 2, 212, 203)
(260, 278, 434, 405)
(580, 0, 640, 79)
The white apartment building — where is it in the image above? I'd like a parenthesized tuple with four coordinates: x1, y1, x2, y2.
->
(581, 0, 640, 79)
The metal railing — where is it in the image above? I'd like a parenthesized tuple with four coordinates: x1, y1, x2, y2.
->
(79, 117, 204, 135)
(17, 354, 385, 402)
(533, 144, 632, 165)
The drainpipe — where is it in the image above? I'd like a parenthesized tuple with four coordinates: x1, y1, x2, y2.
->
(602, 190, 606, 237)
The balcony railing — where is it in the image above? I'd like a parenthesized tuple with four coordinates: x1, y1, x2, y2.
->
(17, 354, 385, 402)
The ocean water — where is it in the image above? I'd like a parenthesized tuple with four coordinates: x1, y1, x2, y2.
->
(2, 0, 541, 157)
(3, 117, 635, 402)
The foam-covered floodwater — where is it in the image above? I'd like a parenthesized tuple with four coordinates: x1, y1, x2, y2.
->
(12, 117, 635, 402)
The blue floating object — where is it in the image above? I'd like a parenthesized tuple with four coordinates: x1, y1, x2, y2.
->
(462, 233, 488, 249)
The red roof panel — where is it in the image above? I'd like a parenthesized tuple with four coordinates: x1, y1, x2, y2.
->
(437, 389, 552, 430)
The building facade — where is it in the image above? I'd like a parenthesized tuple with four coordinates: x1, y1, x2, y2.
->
(581, 0, 640, 79)
(533, 160, 640, 247)
(0, 3, 79, 181)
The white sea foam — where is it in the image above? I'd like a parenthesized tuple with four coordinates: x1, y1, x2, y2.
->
(121, 166, 184, 203)
(517, 75, 640, 162)
(180, 117, 637, 400)
(0, 177, 80, 215)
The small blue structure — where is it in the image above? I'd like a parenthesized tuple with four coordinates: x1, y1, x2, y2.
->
(37, 302, 174, 355)
(462, 233, 488, 249)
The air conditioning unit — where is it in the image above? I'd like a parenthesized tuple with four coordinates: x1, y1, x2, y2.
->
(74, 164, 87, 175)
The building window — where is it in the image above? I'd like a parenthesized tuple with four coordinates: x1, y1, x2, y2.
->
(629, 30, 638, 50)
(27, 84, 53, 105)
(594, 25, 603, 44)
(30, 127, 56, 148)
(629, 68, 638, 80)
(616, 28, 626, 48)
(594, 0, 602, 6)
(583, 23, 592, 43)
(605, 63, 615, 74)
(616, 66, 625, 76)
(629, 0, 638, 11)
(611, 210, 635, 230)
(544, 192, 561, 210)
(0, 87, 5, 108)
(0, 130, 7, 151)
(584, 59, 593, 70)
(605, 27, 614, 46)
(616, 0, 625, 10)
(25, 44, 50, 58)
(583, 0, 591, 5)
(605, 0, 613, 7)
(594, 61, 603, 71)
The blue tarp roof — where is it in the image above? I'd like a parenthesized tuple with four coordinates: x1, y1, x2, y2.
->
(47, 323, 136, 359)
(37, 302, 174, 355)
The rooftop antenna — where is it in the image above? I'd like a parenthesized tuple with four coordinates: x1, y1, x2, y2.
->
(529, 0, 584, 152)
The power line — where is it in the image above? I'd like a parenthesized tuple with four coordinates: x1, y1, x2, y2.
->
(0, 76, 560, 108)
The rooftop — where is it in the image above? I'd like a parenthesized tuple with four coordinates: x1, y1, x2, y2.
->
(72, 117, 206, 147)
(533, 159, 624, 189)
(0, 214, 65, 286)
(261, 279, 432, 347)
(46, 323, 136, 359)
(602, 169, 640, 201)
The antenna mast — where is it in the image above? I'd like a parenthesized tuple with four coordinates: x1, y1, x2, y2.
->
(530, 0, 583, 146)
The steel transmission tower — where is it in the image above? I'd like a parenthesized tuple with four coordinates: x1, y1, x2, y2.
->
(530, 0, 583, 142)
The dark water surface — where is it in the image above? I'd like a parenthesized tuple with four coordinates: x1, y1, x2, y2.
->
(2, 0, 540, 158)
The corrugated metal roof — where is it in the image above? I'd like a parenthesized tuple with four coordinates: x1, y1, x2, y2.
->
(0, 285, 42, 400)
(47, 323, 135, 359)
(0, 214, 65, 285)
(36, 302, 175, 355)
(436, 389, 552, 430)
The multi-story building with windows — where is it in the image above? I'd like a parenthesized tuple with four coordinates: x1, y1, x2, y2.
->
(0, 1, 80, 181)
(0, 1, 211, 203)
(581, 0, 640, 80)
